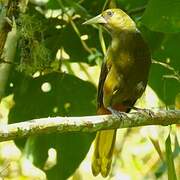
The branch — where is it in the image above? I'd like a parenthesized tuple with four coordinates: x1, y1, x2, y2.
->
(128, 6, 146, 16)
(0, 20, 18, 99)
(0, 0, 20, 100)
(0, 0, 28, 100)
(0, 110, 179, 142)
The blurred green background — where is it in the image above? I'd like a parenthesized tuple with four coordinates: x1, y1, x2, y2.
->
(0, 0, 179, 179)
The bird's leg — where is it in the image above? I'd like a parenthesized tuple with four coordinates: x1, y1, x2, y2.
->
(107, 107, 128, 119)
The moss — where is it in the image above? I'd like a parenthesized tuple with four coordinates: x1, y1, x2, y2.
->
(16, 14, 52, 75)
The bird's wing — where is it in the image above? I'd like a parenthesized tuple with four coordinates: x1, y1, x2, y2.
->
(97, 60, 110, 109)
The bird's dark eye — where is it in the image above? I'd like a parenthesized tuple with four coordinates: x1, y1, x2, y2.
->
(106, 11, 114, 17)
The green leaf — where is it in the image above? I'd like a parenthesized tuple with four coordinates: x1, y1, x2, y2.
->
(142, 0, 180, 33)
(63, 0, 90, 18)
(47, 0, 89, 18)
(148, 64, 180, 106)
(117, 0, 148, 12)
(44, 23, 87, 62)
(9, 72, 96, 179)
(139, 25, 165, 52)
(46, 0, 60, 9)
(155, 133, 180, 178)
(148, 33, 180, 105)
(44, 21, 102, 64)
(81, 0, 105, 15)
(39, 132, 94, 180)
(149, 137, 163, 160)
(165, 134, 177, 180)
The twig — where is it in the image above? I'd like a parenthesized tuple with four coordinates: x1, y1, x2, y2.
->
(0, 109, 179, 142)
(152, 59, 180, 82)
(128, 6, 146, 16)
(0, 58, 18, 65)
(0, 19, 18, 99)
(152, 60, 175, 71)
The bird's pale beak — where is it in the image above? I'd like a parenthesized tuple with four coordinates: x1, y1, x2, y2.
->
(83, 14, 107, 25)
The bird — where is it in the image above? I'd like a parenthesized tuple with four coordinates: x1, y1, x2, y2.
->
(83, 9, 151, 177)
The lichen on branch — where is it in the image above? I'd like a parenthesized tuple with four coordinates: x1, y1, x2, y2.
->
(0, 109, 179, 142)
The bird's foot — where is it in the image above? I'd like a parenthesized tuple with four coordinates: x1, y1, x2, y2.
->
(107, 107, 128, 119)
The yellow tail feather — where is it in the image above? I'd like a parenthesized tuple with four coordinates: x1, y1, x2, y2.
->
(92, 129, 116, 177)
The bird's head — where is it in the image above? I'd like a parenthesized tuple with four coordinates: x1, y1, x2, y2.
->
(83, 9, 136, 33)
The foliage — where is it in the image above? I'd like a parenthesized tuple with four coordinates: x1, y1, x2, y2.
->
(0, 0, 179, 179)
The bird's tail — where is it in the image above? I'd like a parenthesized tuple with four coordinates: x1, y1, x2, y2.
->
(92, 129, 116, 177)
(91, 107, 116, 177)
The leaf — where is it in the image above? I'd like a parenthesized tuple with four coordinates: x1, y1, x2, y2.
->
(8, 72, 97, 179)
(44, 15, 105, 66)
(63, 0, 90, 18)
(81, 0, 106, 15)
(149, 137, 163, 160)
(47, 0, 89, 18)
(148, 33, 180, 105)
(117, 0, 148, 12)
(46, 132, 94, 180)
(139, 25, 165, 52)
(165, 134, 177, 180)
(142, 0, 180, 33)
(46, 0, 60, 9)
(155, 133, 180, 178)
(44, 23, 98, 63)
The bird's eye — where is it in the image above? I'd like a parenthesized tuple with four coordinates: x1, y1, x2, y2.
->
(106, 11, 114, 17)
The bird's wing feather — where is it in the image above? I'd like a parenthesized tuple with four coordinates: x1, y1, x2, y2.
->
(97, 60, 109, 109)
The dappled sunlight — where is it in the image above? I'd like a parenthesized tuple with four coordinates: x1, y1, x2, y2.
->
(0, 0, 179, 179)
(61, 61, 100, 86)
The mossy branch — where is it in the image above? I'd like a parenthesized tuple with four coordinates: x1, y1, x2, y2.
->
(0, 20, 18, 99)
(0, 109, 179, 142)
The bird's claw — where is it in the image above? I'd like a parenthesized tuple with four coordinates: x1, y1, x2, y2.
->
(107, 107, 128, 119)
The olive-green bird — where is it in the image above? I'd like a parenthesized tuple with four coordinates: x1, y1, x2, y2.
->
(84, 9, 151, 177)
